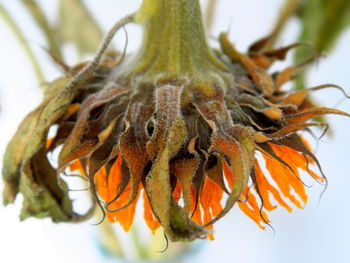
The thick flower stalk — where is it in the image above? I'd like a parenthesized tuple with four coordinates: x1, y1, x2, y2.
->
(2, 0, 350, 242)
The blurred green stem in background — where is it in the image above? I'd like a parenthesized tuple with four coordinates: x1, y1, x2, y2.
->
(20, 0, 63, 60)
(130, 225, 148, 260)
(58, 0, 103, 56)
(295, 0, 350, 90)
(205, 0, 218, 32)
(0, 2, 45, 83)
(98, 220, 194, 262)
(98, 220, 125, 259)
(266, 0, 302, 50)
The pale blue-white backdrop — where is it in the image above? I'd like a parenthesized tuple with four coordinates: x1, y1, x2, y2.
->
(0, 1, 349, 262)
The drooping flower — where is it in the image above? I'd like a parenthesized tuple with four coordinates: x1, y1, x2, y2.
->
(2, 0, 349, 242)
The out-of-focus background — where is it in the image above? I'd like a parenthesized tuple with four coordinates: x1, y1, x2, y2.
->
(0, 0, 349, 262)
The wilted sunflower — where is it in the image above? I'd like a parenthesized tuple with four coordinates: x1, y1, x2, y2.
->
(2, 0, 350, 242)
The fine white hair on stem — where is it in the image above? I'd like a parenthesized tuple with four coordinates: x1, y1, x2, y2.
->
(62, 13, 135, 96)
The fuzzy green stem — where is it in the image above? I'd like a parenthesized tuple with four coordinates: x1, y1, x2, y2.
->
(127, 0, 229, 85)
(0, 3, 45, 83)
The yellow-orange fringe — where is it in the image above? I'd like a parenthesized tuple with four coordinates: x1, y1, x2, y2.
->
(69, 142, 322, 240)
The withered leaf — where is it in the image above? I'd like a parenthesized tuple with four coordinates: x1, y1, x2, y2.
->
(19, 147, 72, 221)
(2, 77, 78, 222)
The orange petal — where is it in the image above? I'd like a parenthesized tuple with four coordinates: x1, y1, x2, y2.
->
(46, 138, 54, 149)
(172, 178, 182, 202)
(63, 103, 80, 120)
(271, 143, 323, 183)
(254, 159, 292, 212)
(238, 187, 266, 230)
(200, 177, 224, 240)
(95, 166, 109, 201)
(68, 159, 86, 176)
(263, 147, 306, 209)
(95, 156, 140, 232)
(200, 178, 224, 217)
(106, 184, 141, 232)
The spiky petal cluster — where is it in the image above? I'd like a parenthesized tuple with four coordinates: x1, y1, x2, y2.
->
(3, 19, 350, 242)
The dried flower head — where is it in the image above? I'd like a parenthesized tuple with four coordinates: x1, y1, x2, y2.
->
(2, 0, 350, 242)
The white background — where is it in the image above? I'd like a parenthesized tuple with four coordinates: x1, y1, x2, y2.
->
(0, 0, 350, 262)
